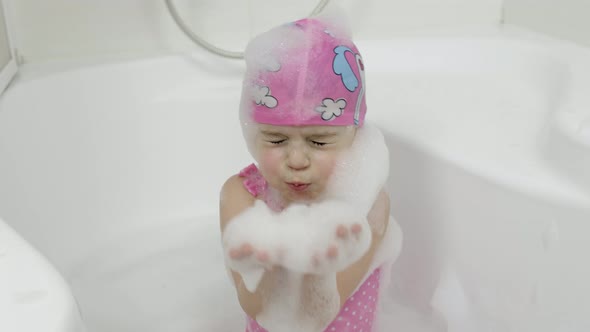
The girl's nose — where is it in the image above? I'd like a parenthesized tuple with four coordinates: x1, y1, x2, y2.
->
(287, 146, 310, 170)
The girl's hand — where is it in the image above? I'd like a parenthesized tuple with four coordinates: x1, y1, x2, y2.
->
(308, 221, 368, 274)
(227, 242, 281, 271)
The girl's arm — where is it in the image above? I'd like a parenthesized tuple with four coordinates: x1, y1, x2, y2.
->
(335, 189, 390, 307)
(219, 174, 265, 318)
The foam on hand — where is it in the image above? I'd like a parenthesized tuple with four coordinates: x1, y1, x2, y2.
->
(223, 199, 371, 283)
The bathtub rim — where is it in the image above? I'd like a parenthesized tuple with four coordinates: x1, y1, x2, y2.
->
(0, 219, 85, 332)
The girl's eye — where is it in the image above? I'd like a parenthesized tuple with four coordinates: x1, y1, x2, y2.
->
(270, 139, 286, 145)
(311, 141, 327, 147)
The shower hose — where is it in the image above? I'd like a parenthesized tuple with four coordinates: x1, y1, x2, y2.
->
(164, 0, 331, 59)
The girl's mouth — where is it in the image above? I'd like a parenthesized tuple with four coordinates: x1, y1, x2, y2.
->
(287, 182, 310, 192)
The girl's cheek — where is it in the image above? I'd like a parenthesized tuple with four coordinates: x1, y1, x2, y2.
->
(315, 152, 337, 174)
(258, 149, 283, 173)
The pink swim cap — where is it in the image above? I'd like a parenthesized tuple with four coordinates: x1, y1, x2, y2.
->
(240, 17, 367, 127)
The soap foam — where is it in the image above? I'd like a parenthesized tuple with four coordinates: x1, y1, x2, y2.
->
(323, 122, 390, 212)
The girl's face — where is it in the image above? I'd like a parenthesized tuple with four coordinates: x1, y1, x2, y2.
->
(254, 124, 356, 205)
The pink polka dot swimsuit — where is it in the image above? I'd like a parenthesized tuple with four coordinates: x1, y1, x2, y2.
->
(239, 164, 382, 332)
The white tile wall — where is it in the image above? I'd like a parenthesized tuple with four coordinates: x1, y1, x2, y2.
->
(504, 0, 590, 47)
(9, 0, 503, 64)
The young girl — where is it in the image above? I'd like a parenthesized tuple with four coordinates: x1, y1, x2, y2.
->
(220, 16, 401, 332)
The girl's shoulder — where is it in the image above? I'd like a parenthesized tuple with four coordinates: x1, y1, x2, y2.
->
(219, 174, 257, 232)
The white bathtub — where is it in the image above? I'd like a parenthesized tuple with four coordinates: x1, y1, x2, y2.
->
(0, 26, 589, 332)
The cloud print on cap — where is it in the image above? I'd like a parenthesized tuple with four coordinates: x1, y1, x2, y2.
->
(315, 98, 346, 121)
(253, 86, 278, 108)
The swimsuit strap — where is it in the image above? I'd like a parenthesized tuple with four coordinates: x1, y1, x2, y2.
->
(239, 163, 268, 198)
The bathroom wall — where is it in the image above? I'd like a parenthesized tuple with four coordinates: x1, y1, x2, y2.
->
(0, 0, 16, 94)
(8, 0, 502, 64)
(504, 0, 590, 47)
(0, 3, 12, 70)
